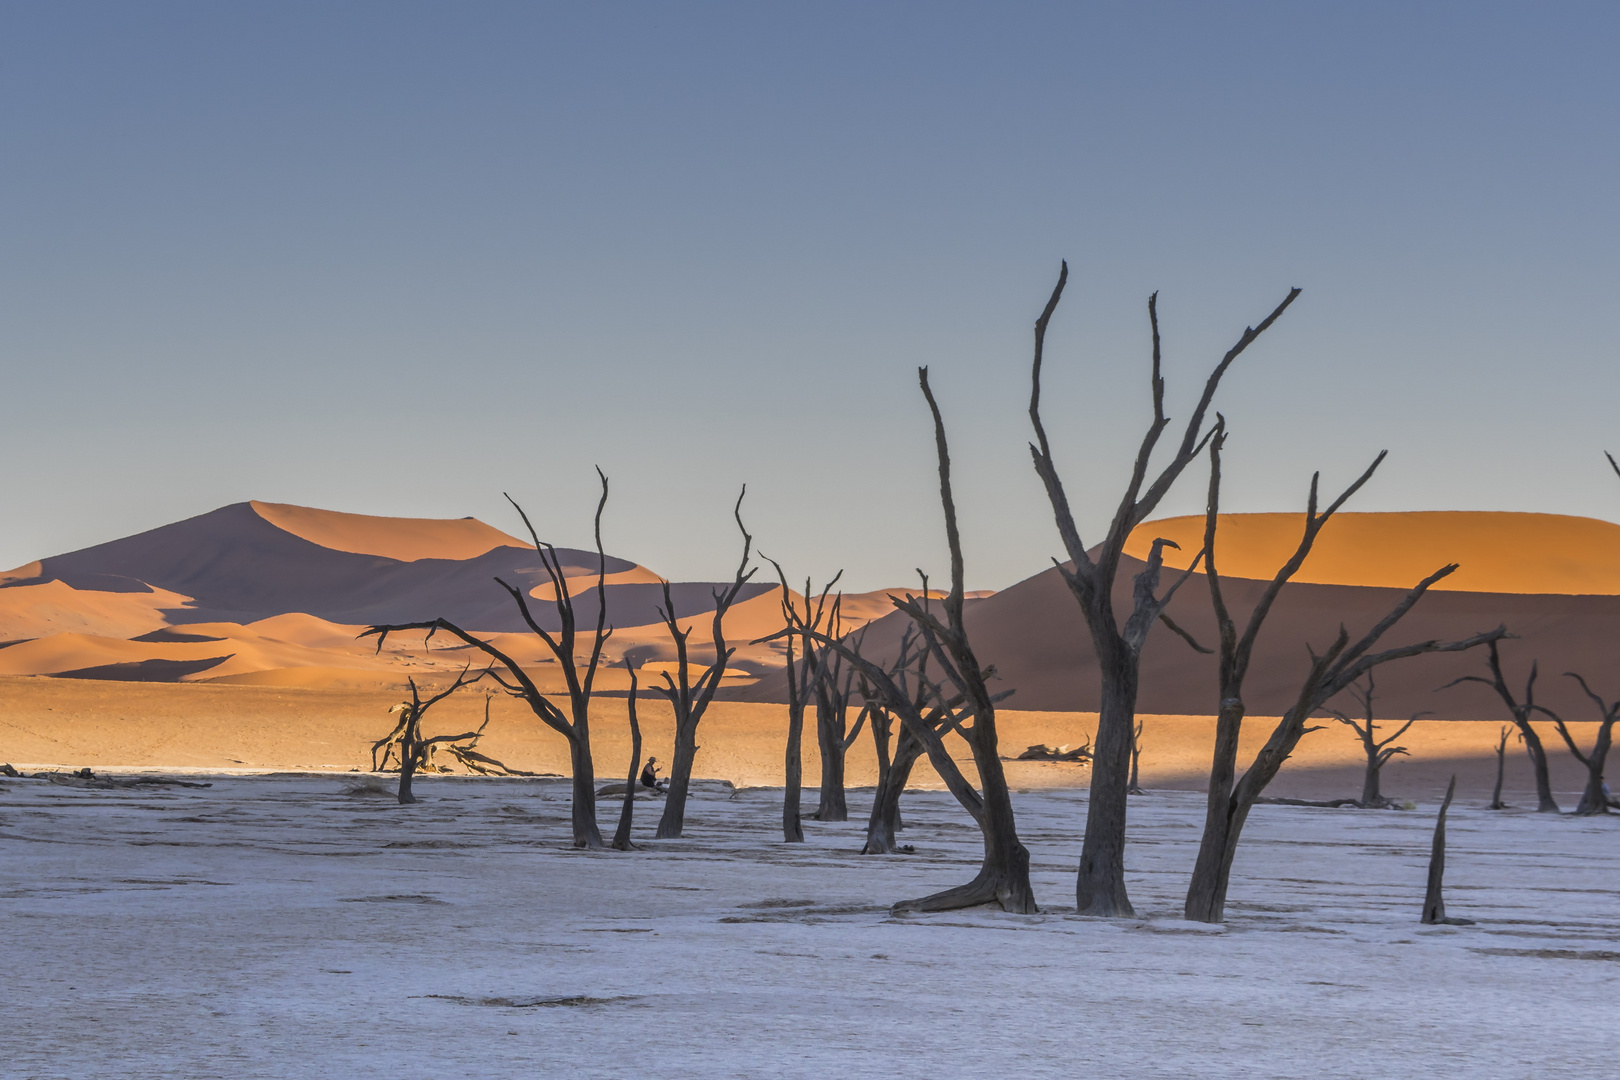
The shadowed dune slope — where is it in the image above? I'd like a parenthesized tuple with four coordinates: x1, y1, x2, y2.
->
(735, 511, 1620, 718)
(0, 502, 771, 633)
(0, 503, 921, 683)
(733, 554, 1620, 722)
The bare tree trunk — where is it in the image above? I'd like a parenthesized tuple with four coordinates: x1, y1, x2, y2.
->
(1519, 723, 1558, 813)
(397, 748, 419, 805)
(1185, 699, 1245, 923)
(1575, 732, 1614, 816)
(1078, 664, 1138, 915)
(866, 696, 894, 820)
(783, 697, 805, 842)
(1489, 726, 1509, 810)
(813, 687, 849, 821)
(657, 723, 697, 839)
(1421, 776, 1470, 925)
(863, 728, 922, 855)
(1451, 644, 1559, 813)
(397, 701, 421, 805)
(947, 704, 1037, 913)
(1547, 674, 1618, 816)
(612, 669, 642, 851)
(1360, 756, 1381, 806)
(1127, 719, 1145, 795)
(568, 734, 602, 848)
(879, 681, 1034, 911)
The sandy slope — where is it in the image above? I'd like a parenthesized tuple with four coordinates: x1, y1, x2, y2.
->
(249, 501, 528, 562)
(740, 550, 1620, 721)
(12, 503, 1620, 737)
(1126, 510, 1620, 594)
(0, 578, 189, 641)
(3, 778, 1616, 1078)
(0, 502, 928, 684)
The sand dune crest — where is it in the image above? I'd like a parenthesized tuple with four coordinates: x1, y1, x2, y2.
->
(250, 501, 528, 562)
(1127, 510, 1620, 595)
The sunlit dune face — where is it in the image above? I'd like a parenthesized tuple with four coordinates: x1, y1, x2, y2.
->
(1126, 511, 1620, 595)
(0, 579, 190, 641)
(250, 501, 528, 563)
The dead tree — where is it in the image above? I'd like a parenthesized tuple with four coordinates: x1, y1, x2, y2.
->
(611, 664, 643, 851)
(1027, 261, 1300, 916)
(438, 693, 536, 777)
(862, 708, 924, 854)
(1483, 725, 1509, 809)
(1183, 424, 1506, 923)
(1441, 642, 1559, 813)
(1126, 720, 1146, 795)
(811, 630, 867, 822)
(791, 368, 1034, 912)
(371, 666, 492, 804)
(364, 469, 617, 848)
(1545, 673, 1618, 816)
(651, 491, 755, 840)
(1325, 674, 1426, 808)
(763, 569, 842, 843)
(859, 629, 933, 855)
(1421, 776, 1472, 925)
(780, 594, 807, 844)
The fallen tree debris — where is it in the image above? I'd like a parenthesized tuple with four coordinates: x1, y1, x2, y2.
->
(1013, 743, 1092, 763)
(36, 769, 212, 789)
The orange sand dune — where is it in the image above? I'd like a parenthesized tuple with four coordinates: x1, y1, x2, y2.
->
(1127, 511, 1620, 594)
(206, 667, 417, 691)
(0, 560, 43, 585)
(1, 500, 955, 686)
(0, 633, 213, 676)
(0, 627, 385, 682)
(831, 588, 993, 627)
(239, 612, 376, 650)
(524, 565, 669, 600)
(0, 579, 188, 641)
(250, 501, 528, 562)
(738, 547, 1620, 722)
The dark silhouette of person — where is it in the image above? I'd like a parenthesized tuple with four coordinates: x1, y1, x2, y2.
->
(640, 757, 664, 791)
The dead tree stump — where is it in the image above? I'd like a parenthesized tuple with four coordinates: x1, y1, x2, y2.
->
(1421, 775, 1474, 926)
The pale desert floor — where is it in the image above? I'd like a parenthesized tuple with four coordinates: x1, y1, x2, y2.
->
(0, 676, 1602, 804)
(2, 775, 1617, 1079)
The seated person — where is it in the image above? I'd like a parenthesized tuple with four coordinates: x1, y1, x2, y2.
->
(640, 757, 668, 793)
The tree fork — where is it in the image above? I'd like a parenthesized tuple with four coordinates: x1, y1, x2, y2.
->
(1027, 261, 1302, 917)
(653, 490, 755, 840)
(1184, 424, 1504, 923)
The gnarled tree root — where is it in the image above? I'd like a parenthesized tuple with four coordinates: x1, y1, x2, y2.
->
(892, 868, 1037, 915)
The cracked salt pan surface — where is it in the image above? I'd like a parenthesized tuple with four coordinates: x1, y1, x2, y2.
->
(1, 775, 1617, 1079)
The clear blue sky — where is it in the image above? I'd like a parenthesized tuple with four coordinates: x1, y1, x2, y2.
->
(3, 2, 1617, 590)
